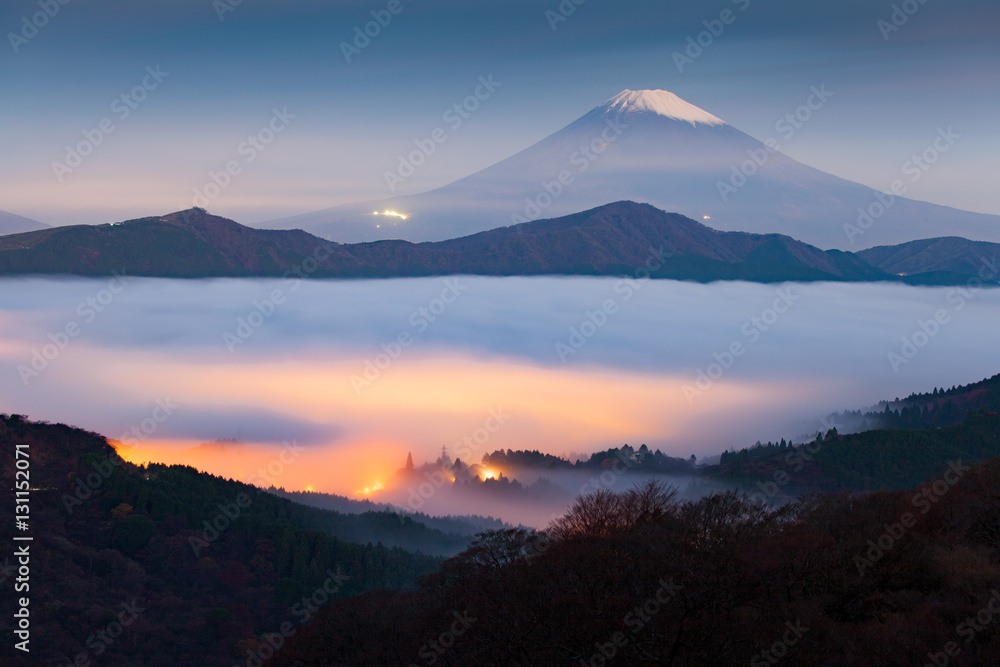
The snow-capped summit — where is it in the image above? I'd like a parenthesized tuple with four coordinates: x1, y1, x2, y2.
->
(597, 89, 727, 126)
(262, 87, 1000, 250)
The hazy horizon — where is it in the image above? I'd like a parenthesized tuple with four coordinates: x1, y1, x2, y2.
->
(6, 3, 1000, 663)
(2, 0, 998, 227)
(3, 276, 997, 507)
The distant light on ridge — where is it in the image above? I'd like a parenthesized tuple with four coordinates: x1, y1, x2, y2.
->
(373, 209, 408, 220)
(356, 480, 384, 496)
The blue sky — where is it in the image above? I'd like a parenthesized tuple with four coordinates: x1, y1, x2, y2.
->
(1, 0, 997, 226)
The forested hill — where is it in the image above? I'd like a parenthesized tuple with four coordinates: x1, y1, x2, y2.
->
(481, 443, 699, 473)
(0, 414, 459, 666)
(819, 372, 1000, 432)
(712, 373, 1000, 498)
(713, 410, 999, 497)
(270, 464, 1000, 666)
(269, 487, 509, 537)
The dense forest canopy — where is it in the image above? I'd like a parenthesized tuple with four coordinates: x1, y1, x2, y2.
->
(3, 372, 1000, 665)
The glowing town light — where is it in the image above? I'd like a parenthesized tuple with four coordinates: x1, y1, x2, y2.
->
(356, 480, 384, 495)
(372, 210, 408, 220)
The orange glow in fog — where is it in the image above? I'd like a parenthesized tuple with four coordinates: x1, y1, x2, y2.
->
(113, 436, 406, 500)
(81, 346, 816, 498)
(356, 481, 383, 496)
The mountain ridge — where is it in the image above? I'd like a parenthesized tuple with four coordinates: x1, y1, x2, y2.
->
(258, 88, 1000, 249)
(0, 201, 996, 285)
(859, 236, 1000, 281)
(0, 209, 47, 235)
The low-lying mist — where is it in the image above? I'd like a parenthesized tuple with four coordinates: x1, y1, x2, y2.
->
(2, 276, 997, 522)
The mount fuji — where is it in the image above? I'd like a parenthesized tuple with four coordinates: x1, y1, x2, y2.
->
(0, 209, 47, 235)
(262, 90, 1000, 250)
